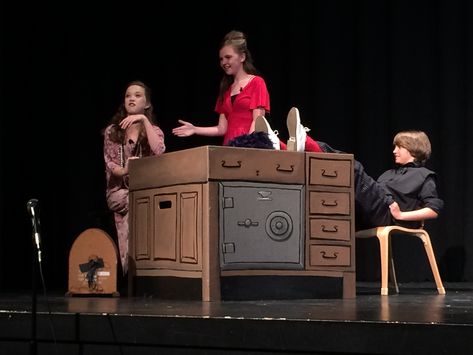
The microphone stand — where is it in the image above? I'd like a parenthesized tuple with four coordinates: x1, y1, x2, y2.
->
(31, 227, 38, 355)
(29, 209, 41, 355)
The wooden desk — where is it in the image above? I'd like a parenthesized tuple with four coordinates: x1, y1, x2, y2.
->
(129, 146, 355, 300)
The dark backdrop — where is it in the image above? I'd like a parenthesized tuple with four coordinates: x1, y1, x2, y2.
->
(1, 0, 472, 292)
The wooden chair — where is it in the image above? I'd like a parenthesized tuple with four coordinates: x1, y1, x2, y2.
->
(355, 224, 446, 295)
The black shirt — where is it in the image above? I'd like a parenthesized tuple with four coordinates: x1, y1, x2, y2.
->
(377, 162, 444, 228)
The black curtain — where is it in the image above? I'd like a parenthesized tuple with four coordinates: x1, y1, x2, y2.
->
(1, 0, 472, 291)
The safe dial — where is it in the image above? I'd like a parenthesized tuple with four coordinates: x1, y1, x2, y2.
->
(265, 211, 293, 242)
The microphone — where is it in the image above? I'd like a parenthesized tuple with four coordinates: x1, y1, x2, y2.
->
(27, 198, 41, 262)
(27, 198, 38, 217)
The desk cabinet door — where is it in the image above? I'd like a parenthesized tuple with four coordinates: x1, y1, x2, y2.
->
(131, 184, 203, 271)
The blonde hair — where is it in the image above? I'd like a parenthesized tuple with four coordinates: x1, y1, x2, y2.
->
(393, 130, 431, 165)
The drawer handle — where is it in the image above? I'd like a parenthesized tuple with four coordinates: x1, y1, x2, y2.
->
(321, 169, 338, 178)
(276, 164, 294, 172)
(321, 199, 338, 207)
(321, 225, 338, 233)
(221, 160, 242, 168)
(320, 251, 339, 259)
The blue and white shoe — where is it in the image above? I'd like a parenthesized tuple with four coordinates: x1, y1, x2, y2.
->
(286, 107, 309, 152)
(255, 116, 280, 150)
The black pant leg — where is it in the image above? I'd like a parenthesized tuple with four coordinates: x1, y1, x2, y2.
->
(354, 160, 393, 230)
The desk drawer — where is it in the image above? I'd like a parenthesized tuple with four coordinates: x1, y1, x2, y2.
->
(209, 149, 305, 183)
(130, 146, 305, 189)
(309, 245, 351, 267)
(309, 218, 351, 241)
(308, 156, 352, 187)
(309, 191, 350, 215)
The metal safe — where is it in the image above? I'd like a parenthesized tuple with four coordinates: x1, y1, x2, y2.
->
(219, 181, 304, 270)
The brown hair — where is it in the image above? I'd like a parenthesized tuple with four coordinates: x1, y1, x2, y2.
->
(104, 80, 155, 144)
(218, 30, 259, 101)
(393, 130, 432, 165)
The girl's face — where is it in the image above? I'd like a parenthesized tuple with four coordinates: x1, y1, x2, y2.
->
(393, 145, 415, 165)
(219, 45, 245, 76)
(124, 85, 149, 114)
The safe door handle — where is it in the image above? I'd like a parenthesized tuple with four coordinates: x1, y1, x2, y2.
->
(237, 219, 259, 228)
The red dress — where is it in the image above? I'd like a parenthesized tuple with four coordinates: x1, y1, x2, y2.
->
(214, 75, 270, 145)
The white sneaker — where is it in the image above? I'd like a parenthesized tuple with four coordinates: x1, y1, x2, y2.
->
(255, 115, 280, 150)
(286, 107, 310, 152)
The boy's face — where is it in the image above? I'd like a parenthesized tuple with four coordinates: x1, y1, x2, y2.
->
(393, 145, 415, 165)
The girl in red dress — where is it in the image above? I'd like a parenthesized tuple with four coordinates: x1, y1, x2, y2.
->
(172, 30, 321, 152)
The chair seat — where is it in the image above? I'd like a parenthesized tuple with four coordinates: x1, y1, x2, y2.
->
(355, 225, 446, 295)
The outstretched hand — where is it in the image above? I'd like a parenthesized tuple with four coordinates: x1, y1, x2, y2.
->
(172, 119, 195, 137)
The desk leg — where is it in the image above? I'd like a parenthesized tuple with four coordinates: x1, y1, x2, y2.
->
(202, 183, 221, 301)
(343, 271, 356, 298)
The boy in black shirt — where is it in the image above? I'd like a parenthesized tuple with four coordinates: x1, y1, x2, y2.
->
(354, 130, 443, 230)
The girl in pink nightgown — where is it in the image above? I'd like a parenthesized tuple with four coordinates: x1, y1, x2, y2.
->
(103, 81, 165, 274)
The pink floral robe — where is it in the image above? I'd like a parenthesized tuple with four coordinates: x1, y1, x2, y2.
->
(103, 124, 165, 274)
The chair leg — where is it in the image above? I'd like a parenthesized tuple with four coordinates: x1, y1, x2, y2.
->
(377, 229, 390, 296)
(419, 232, 446, 295)
(388, 236, 399, 294)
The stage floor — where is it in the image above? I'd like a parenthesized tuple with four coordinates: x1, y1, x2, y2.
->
(1, 282, 473, 354)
